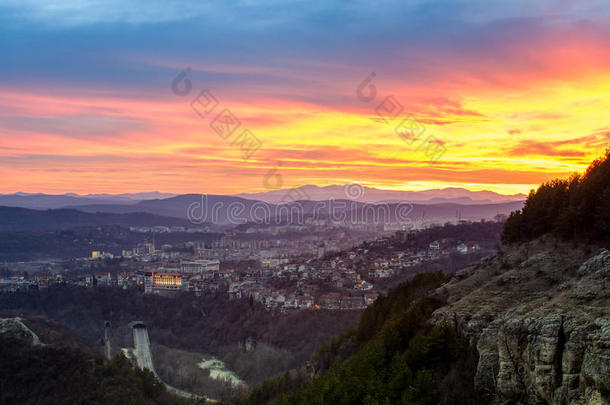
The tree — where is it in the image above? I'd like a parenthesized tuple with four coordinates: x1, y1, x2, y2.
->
(502, 149, 610, 244)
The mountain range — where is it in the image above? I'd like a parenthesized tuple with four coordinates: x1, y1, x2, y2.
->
(236, 185, 526, 204)
(1, 186, 525, 211)
(0, 188, 525, 227)
(0, 192, 173, 210)
(0, 206, 195, 232)
(68, 195, 522, 226)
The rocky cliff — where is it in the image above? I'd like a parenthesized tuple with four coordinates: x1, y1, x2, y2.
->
(432, 236, 609, 404)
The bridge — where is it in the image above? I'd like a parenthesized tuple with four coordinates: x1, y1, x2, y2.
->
(103, 321, 112, 360)
(127, 321, 215, 402)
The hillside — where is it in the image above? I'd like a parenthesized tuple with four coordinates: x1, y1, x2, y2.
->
(0, 192, 177, 210)
(0, 317, 191, 405)
(238, 239, 609, 405)
(503, 149, 610, 243)
(238, 272, 470, 405)
(0, 206, 197, 232)
(236, 152, 610, 405)
(71, 194, 261, 222)
(0, 193, 134, 210)
(0, 286, 361, 395)
(432, 236, 609, 404)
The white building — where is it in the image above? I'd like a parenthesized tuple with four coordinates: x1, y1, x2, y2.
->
(428, 241, 440, 257)
(180, 259, 220, 274)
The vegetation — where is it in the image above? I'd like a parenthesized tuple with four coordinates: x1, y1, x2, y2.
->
(237, 272, 477, 405)
(153, 344, 242, 401)
(0, 206, 204, 232)
(0, 286, 360, 390)
(0, 334, 189, 405)
(396, 221, 503, 252)
(503, 149, 610, 243)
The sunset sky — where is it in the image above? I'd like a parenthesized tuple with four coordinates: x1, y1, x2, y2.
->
(1, 0, 609, 195)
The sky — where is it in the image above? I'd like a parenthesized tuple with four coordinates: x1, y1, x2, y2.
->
(1, 0, 609, 195)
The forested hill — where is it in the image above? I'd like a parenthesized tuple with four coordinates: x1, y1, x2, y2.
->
(238, 272, 475, 405)
(502, 149, 610, 243)
(0, 318, 191, 405)
(0, 205, 196, 232)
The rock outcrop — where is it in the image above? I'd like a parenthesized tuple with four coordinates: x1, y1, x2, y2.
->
(432, 237, 610, 404)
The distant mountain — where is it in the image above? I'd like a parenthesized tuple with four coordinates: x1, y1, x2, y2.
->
(73, 191, 177, 201)
(71, 194, 524, 226)
(0, 194, 130, 210)
(235, 185, 526, 204)
(0, 206, 195, 231)
(72, 194, 261, 223)
(1, 188, 524, 211)
(0, 192, 176, 210)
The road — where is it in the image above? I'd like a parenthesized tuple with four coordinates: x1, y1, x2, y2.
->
(0, 317, 43, 346)
(15, 317, 43, 346)
(133, 326, 154, 372)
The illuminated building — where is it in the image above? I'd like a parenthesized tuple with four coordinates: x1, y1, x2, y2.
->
(144, 271, 183, 295)
(91, 251, 114, 259)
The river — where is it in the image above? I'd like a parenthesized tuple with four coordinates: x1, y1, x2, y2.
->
(198, 357, 246, 387)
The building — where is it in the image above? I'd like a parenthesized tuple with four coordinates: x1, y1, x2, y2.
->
(91, 251, 114, 259)
(428, 241, 440, 257)
(374, 259, 389, 268)
(364, 293, 379, 306)
(144, 271, 183, 294)
(341, 296, 364, 309)
(298, 296, 314, 309)
(383, 223, 406, 231)
(117, 272, 129, 287)
(318, 292, 342, 309)
(354, 280, 373, 290)
(136, 243, 155, 256)
(374, 268, 393, 278)
(94, 272, 112, 286)
(180, 259, 220, 274)
(262, 258, 280, 269)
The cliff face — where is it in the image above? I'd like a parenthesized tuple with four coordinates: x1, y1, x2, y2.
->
(432, 236, 610, 404)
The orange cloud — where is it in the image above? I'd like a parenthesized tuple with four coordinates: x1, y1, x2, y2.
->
(2, 24, 610, 195)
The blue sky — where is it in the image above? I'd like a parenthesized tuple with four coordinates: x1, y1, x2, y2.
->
(1, 0, 609, 194)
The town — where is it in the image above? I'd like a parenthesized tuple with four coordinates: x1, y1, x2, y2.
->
(0, 221, 499, 311)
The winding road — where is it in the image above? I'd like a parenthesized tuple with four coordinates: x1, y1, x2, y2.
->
(15, 317, 43, 345)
